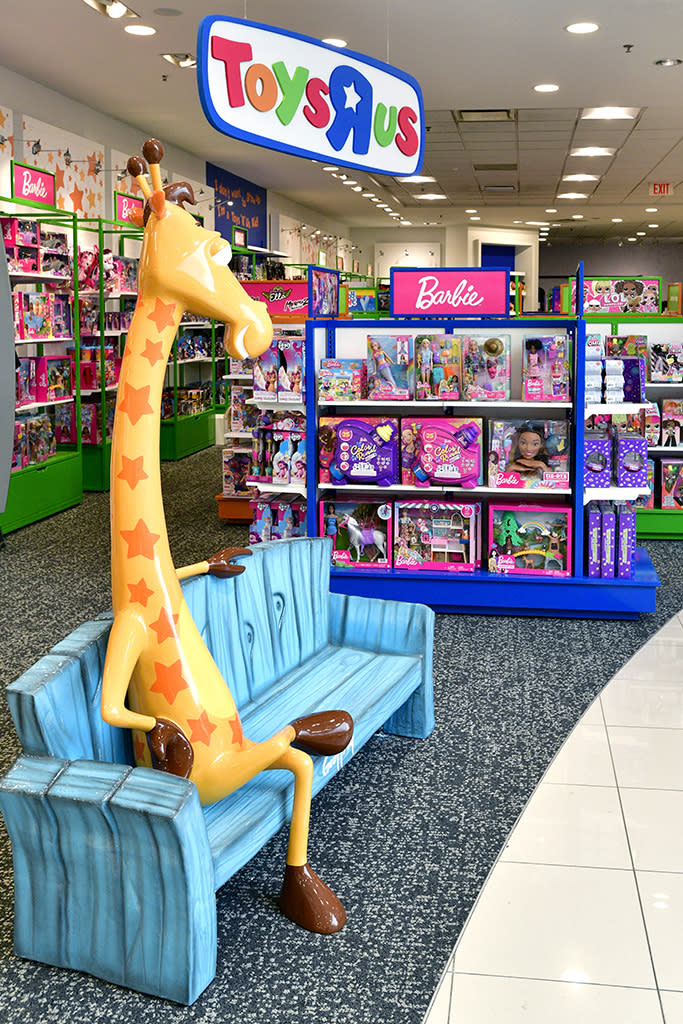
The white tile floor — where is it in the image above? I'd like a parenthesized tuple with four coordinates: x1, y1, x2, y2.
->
(423, 611, 683, 1024)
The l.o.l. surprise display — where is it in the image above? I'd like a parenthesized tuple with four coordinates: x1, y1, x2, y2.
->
(101, 138, 353, 934)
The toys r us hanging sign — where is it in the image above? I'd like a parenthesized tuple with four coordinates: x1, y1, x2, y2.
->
(197, 16, 425, 176)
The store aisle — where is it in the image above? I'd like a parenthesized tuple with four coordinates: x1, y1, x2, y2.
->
(424, 611, 683, 1024)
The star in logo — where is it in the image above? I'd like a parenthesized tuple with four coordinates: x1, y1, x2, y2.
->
(343, 82, 362, 112)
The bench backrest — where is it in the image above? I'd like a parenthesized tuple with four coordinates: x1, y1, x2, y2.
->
(6, 538, 332, 764)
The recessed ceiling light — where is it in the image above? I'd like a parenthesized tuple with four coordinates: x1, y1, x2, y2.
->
(362, 192, 375, 198)
(534, 83, 559, 92)
(637, 231, 646, 235)
(106, 0, 128, 15)
(557, 192, 588, 199)
(322, 165, 339, 172)
(341, 179, 358, 185)
(648, 223, 659, 228)
(570, 147, 615, 157)
(465, 208, 478, 213)
(351, 186, 363, 192)
(563, 174, 599, 182)
(125, 23, 156, 34)
(545, 208, 557, 213)
(566, 21, 599, 33)
(572, 214, 584, 219)
(581, 107, 638, 119)
(526, 221, 550, 226)
(513, 220, 522, 224)
(397, 175, 435, 183)
(627, 237, 637, 241)
(646, 207, 658, 212)
(416, 193, 447, 200)
(470, 216, 481, 221)
(162, 53, 196, 68)
(377, 204, 388, 209)
(322, 38, 347, 47)
(611, 218, 623, 223)
(371, 198, 381, 203)
(654, 58, 682, 67)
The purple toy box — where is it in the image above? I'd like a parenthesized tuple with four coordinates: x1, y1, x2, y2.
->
(277, 333, 305, 403)
(614, 432, 648, 488)
(318, 416, 399, 486)
(320, 499, 392, 570)
(394, 500, 481, 572)
(401, 417, 483, 488)
(584, 430, 612, 488)
(585, 502, 602, 578)
(616, 504, 636, 579)
(599, 502, 616, 579)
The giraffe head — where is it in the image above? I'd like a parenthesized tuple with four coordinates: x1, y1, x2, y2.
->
(126, 139, 272, 360)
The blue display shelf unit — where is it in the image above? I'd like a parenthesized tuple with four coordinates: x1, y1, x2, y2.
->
(302, 267, 660, 619)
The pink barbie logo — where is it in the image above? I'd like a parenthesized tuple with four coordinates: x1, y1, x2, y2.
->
(116, 193, 144, 223)
(13, 163, 55, 207)
(392, 268, 508, 317)
(415, 276, 484, 311)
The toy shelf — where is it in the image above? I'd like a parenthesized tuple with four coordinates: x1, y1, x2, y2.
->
(636, 508, 683, 539)
(583, 486, 651, 504)
(305, 300, 661, 619)
(0, 450, 82, 534)
(247, 480, 306, 496)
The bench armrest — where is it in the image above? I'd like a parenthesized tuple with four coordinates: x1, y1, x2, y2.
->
(328, 592, 435, 738)
(0, 755, 216, 1004)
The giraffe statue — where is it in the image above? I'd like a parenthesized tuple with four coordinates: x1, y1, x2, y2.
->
(101, 138, 352, 934)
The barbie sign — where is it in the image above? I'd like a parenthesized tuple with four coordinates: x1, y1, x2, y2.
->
(11, 161, 55, 209)
(391, 268, 509, 317)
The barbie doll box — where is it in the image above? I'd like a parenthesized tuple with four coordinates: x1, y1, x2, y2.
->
(488, 419, 569, 491)
(366, 334, 414, 400)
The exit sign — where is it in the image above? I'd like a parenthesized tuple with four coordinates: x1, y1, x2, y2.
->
(649, 182, 674, 197)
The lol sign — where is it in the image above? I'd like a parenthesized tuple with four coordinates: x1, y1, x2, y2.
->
(197, 16, 424, 177)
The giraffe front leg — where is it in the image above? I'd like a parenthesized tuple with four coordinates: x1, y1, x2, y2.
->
(275, 746, 347, 934)
(101, 609, 156, 733)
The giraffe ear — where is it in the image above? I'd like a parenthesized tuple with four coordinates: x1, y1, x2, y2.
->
(128, 208, 144, 227)
(149, 189, 167, 220)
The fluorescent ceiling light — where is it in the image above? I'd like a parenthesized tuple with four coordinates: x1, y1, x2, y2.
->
(322, 165, 338, 171)
(655, 58, 682, 66)
(81, 0, 139, 16)
(465, 208, 477, 213)
(162, 53, 196, 68)
(572, 214, 584, 219)
(566, 21, 599, 33)
(125, 23, 155, 34)
(322, 38, 347, 47)
(534, 83, 559, 93)
(648, 223, 659, 227)
(612, 218, 623, 222)
(341, 180, 358, 185)
(513, 220, 522, 224)
(570, 147, 615, 157)
(581, 106, 638, 119)
(352, 186, 363, 192)
(416, 193, 447, 200)
(106, 1, 128, 16)
(545, 208, 557, 213)
(397, 175, 435, 183)
(563, 174, 598, 181)
(557, 192, 588, 199)
(646, 207, 658, 212)
(456, 109, 513, 122)
(526, 221, 550, 226)
(627, 236, 637, 241)
(637, 231, 646, 235)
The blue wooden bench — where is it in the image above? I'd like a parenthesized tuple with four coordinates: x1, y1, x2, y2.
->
(0, 538, 434, 1004)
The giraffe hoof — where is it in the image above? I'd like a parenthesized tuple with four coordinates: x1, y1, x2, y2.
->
(207, 547, 252, 577)
(280, 863, 346, 934)
(147, 718, 194, 778)
(290, 710, 353, 756)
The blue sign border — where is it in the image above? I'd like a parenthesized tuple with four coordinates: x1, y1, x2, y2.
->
(308, 265, 340, 317)
(390, 266, 511, 318)
(197, 15, 425, 177)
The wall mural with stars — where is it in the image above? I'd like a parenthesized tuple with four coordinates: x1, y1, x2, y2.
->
(0, 106, 14, 197)
(23, 115, 104, 216)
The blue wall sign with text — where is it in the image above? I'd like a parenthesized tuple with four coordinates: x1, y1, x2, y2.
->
(206, 162, 267, 249)
(197, 16, 424, 177)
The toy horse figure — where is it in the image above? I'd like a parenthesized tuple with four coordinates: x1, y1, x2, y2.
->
(101, 138, 352, 934)
(342, 513, 387, 562)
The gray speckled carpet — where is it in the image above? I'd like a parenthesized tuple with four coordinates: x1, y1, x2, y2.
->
(0, 446, 680, 1024)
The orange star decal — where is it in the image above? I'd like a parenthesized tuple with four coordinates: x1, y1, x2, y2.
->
(69, 182, 84, 213)
(87, 152, 99, 179)
(118, 381, 153, 425)
(88, 189, 97, 209)
(150, 660, 189, 704)
(141, 337, 165, 366)
(0, 111, 5, 128)
(127, 577, 154, 606)
(134, 735, 148, 762)
(150, 607, 179, 644)
(117, 454, 149, 490)
(187, 711, 217, 747)
(55, 166, 65, 192)
(147, 297, 177, 333)
(229, 714, 243, 745)
(120, 519, 160, 560)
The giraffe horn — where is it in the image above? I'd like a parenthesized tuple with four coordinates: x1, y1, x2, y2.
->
(126, 156, 151, 199)
(142, 138, 164, 194)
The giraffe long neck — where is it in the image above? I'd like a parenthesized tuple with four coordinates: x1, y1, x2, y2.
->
(110, 292, 183, 611)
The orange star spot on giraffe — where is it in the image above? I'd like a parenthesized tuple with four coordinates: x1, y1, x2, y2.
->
(118, 454, 149, 490)
(229, 714, 243, 745)
(69, 182, 84, 212)
(127, 577, 155, 606)
(187, 711, 217, 747)
(120, 519, 160, 560)
(150, 660, 189, 704)
(150, 607, 179, 644)
(134, 735, 148, 763)
(147, 297, 177, 333)
(141, 337, 165, 366)
(118, 381, 153, 425)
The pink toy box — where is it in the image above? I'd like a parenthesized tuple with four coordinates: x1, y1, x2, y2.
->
(650, 341, 683, 383)
(12, 419, 28, 470)
(661, 400, 683, 448)
(401, 417, 483, 488)
(522, 335, 570, 401)
(318, 358, 366, 401)
(54, 402, 76, 444)
(33, 356, 73, 403)
(21, 292, 52, 339)
(414, 334, 461, 400)
(252, 338, 279, 398)
(16, 357, 36, 407)
(277, 332, 305, 403)
(461, 334, 510, 400)
(394, 501, 482, 572)
(274, 499, 306, 539)
(319, 416, 399, 486)
(488, 503, 572, 577)
(367, 334, 414, 400)
(51, 294, 72, 339)
(249, 498, 276, 543)
(320, 499, 392, 570)
(488, 419, 570, 491)
(662, 461, 683, 509)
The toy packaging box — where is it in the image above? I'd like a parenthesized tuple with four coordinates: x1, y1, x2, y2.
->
(229, 356, 253, 376)
(401, 417, 483, 488)
(274, 499, 306, 540)
(602, 357, 646, 403)
(616, 504, 637, 579)
(644, 402, 662, 446)
(318, 358, 366, 401)
(662, 460, 683, 509)
(366, 334, 414, 400)
(277, 333, 305, 402)
(461, 334, 511, 400)
(33, 356, 73, 403)
(599, 501, 616, 579)
(319, 500, 392, 570)
(614, 432, 648, 488)
(11, 418, 28, 471)
(414, 334, 461, 400)
(394, 500, 481, 572)
(661, 400, 683, 447)
(650, 341, 683, 382)
(319, 416, 399, 486)
(222, 449, 253, 496)
(249, 499, 276, 543)
(585, 502, 602, 578)
(488, 503, 572, 577)
(229, 386, 249, 432)
(584, 429, 612, 488)
(488, 419, 569, 491)
(16, 357, 36, 407)
(522, 335, 570, 401)
(51, 294, 72, 339)
(606, 335, 648, 361)
(21, 292, 52, 339)
(252, 338, 279, 398)
(54, 402, 76, 444)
